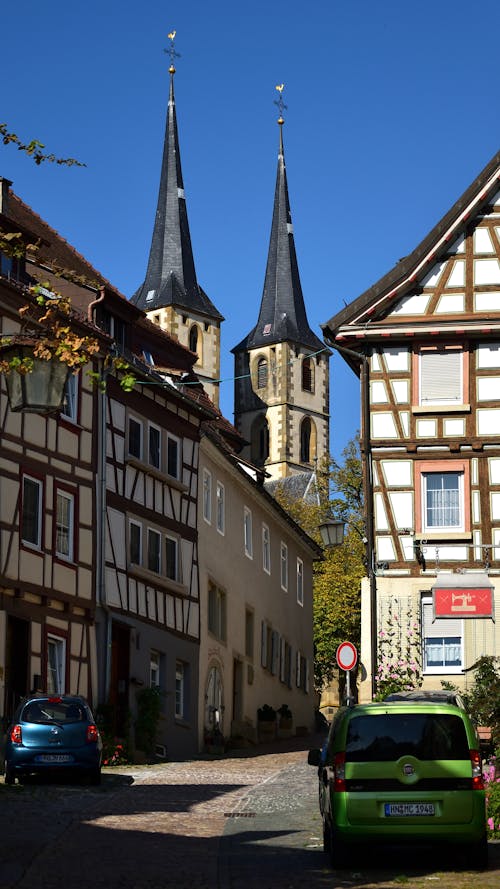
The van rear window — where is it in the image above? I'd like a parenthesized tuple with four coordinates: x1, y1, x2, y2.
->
(345, 713, 469, 761)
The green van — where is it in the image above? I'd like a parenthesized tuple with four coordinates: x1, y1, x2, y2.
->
(308, 701, 488, 869)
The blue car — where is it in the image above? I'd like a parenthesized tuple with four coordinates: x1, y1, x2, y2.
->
(4, 694, 102, 785)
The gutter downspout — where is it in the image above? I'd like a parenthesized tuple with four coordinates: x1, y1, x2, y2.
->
(324, 338, 377, 699)
(96, 356, 111, 703)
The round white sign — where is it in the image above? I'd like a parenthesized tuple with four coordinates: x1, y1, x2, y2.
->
(336, 641, 358, 671)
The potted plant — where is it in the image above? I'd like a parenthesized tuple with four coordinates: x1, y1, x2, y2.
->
(257, 704, 277, 742)
(277, 704, 293, 738)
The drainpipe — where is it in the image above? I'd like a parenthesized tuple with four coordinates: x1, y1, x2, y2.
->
(96, 357, 111, 703)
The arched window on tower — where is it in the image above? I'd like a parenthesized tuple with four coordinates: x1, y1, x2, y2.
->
(251, 415, 270, 466)
(302, 357, 314, 392)
(300, 417, 317, 464)
(189, 324, 202, 363)
(256, 357, 268, 389)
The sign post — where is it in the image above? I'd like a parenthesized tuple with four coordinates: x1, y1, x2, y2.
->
(336, 641, 358, 706)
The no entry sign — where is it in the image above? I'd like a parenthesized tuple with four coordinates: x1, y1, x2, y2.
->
(336, 641, 358, 672)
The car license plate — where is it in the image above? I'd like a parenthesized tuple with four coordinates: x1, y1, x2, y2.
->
(384, 803, 435, 817)
(36, 754, 73, 763)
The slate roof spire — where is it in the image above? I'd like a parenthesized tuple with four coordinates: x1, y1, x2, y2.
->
(233, 88, 323, 353)
(132, 35, 223, 321)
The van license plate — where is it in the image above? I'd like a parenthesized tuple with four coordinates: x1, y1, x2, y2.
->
(37, 754, 73, 763)
(385, 803, 435, 817)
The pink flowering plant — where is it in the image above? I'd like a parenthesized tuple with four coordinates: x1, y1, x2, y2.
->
(101, 737, 130, 767)
(484, 757, 500, 838)
(374, 598, 422, 700)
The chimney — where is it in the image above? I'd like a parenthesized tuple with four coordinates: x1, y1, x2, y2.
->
(0, 178, 13, 215)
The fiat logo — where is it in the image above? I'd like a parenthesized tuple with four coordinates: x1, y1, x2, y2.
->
(403, 763, 415, 776)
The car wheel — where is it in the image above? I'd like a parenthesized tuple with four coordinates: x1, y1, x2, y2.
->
(322, 817, 331, 854)
(469, 835, 488, 870)
(330, 829, 348, 869)
(4, 766, 15, 785)
(89, 768, 101, 786)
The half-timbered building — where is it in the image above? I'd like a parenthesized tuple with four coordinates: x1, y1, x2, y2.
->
(323, 148, 500, 701)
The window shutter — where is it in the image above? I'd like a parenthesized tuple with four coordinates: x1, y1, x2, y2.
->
(261, 621, 268, 667)
(423, 600, 462, 638)
(420, 351, 462, 404)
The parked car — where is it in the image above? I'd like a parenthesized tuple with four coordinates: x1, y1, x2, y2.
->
(384, 689, 467, 709)
(308, 700, 487, 869)
(3, 694, 102, 785)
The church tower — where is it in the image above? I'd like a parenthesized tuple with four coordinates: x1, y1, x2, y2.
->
(131, 34, 224, 407)
(232, 90, 330, 480)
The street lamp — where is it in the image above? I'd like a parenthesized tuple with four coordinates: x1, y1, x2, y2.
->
(318, 518, 345, 549)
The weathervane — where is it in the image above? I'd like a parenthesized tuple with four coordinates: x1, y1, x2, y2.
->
(164, 30, 181, 73)
(274, 83, 287, 124)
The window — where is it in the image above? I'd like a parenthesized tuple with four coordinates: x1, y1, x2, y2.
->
(203, 469, 212, 524)
(61, 374, 78, 422)
(416, 461, 469, 536)
(142, 350, 154, 365)
(245, 609, 254, 659)
(216, 482, 225, 535)
(208, 581, 226, 641)
(302, 357, 313, 392)
(257, 357, 268, 388)
(296, 651, 309, 692)
(129, 521, 142, 565)
(165, 535, 179, 581)
(150, 650, 160, 687)
(175, 661, 185, 718)
(128, 417, 142, 460)
(280, 542, 288, 591)
(148, 424, 161, 469)
(300, 417, 312, 463)
(167, 434, 181, 479)
(55, 490, 74, 561)
(147, 529, 161, 573)
(415, 346, 466, 406)
(22, 475, 42, 548)
(280, 639, 292, 687)
(422, 597, 463, 673)
(262, 524, 271, 574)
(251, 415, 269, 466)
(47, 635, 65, 694)
(244, 507, 253, 558)
(189, 324, 200, 357)
(297, 558, 304, 606)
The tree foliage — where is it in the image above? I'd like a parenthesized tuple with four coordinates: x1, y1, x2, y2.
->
(0, 123, 85, 167)
(273, 435, 365, 694)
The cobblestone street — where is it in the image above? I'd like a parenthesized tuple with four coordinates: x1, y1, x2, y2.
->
(1, 734, 500, 889)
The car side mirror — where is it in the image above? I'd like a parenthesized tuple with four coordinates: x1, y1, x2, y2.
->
(308, 748, 322, 767)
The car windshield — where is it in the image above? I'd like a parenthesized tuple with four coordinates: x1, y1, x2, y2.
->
(21, 700, 86, 724)
(345, 713, 470, 761)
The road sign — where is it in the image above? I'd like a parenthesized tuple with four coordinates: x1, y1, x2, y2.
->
(336, 641, 358, 672)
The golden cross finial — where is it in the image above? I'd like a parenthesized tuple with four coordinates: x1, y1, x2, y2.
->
(274, 83, 287, 123)
(164, 30, 181, 72)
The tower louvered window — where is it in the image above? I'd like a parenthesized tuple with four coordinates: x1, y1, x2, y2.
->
(257, 358, 268, 388)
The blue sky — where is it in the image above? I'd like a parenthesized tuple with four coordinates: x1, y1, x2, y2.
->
(3, 0, 500, 460)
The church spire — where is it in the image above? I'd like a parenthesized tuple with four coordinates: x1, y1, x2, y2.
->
(234, 85, 323, 354)
(132, 33, 222, 322)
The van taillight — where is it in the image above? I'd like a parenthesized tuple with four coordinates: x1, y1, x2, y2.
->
(10, 725, 22, 745)
(86, 724, 98, 743)
(334, 751, 346, 791)
(470, 749, 484, 790)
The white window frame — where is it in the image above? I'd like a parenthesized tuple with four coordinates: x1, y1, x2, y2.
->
(129, 520, 142, 565)
(422, 470, 464, 533)
(128, 417, 143, 460)
(280, 542, 288, 591)
(422, 596, 464, 674)
(244, 507, 253, 559)
(203, 469, 212, 524)
(55, 490, 74, 561)
(296, 557, 304, 606)
(262, 523, 271, 574)
(147, 528, 161, 574)
(167, 433, 181, 479)
(61, 373, 78, 422)
(47, 635, 66, 694)
(175, 661, 185, 719)
(22, 475, 42, 549)
(216, 481, 225, 535)
(150, 650, 160, 688)
(148, 422, 161, 470)
(418, 347, 463, 406)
